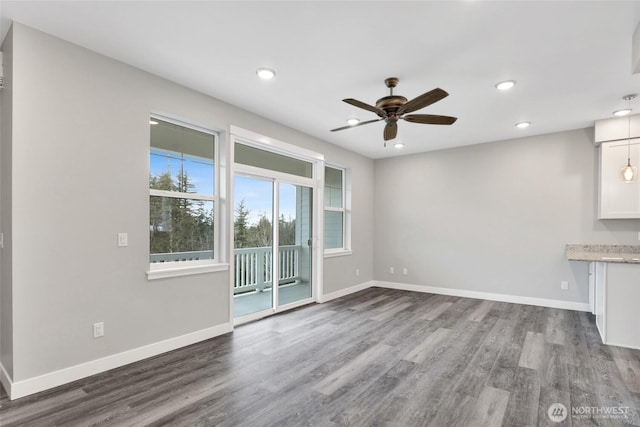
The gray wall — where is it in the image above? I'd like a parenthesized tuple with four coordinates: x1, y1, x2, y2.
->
(3, 23, 374, 382)
(374, 128, 640, 304)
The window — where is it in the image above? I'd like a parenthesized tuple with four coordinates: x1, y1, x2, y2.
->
(324, 165, 350, 254)
(148, 117, 220, 278)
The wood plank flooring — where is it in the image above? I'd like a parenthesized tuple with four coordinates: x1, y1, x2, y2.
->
(1, 287, 640, 426)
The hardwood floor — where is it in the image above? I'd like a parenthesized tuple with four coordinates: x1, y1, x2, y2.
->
(1, 287, 639, 426)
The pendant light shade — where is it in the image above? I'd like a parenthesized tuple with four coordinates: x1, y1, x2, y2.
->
(621, 160, 637, 183)
(620, 94, 637, 183)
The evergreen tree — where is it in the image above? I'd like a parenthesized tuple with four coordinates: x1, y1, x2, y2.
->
(234, 200, 251, 248)
(149, 169, 214, 257)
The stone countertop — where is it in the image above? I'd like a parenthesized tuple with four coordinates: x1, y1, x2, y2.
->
(566, 244, 640, 264)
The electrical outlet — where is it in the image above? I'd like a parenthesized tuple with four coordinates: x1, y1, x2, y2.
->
(389, 267, 395, 274)
(93, 322, 104, 338)
(402, 268, 408, 276)
(561, 281, 569, 291)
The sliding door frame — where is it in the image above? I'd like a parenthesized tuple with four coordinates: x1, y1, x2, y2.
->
(229, 126, 325, 326)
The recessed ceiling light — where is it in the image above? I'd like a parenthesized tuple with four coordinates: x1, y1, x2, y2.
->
(256, 68, 276, 80)
(149, 119, 158, 125)
(347, 118, 360, 126)
(515, 121, 531, 129)
(495, 80, 516, 91)
(393, 142, 405, 149)
(613, 109, 632, 116)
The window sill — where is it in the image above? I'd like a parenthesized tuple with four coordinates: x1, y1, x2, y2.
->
(324, 249, 353, 258)
(147, 263, 229, 280)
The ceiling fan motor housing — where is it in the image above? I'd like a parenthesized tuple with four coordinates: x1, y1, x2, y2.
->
(376, 95, 407, 122)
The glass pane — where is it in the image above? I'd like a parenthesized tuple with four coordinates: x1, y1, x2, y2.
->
(233, 176, 274, 317)
(150, 119, 215, 195)
(279, 183, 312, 306)
(235, 143, 312, 178)
(324, 210, 344, 249)
(149, 196, 214, 262)
(324, 166, 343, 208)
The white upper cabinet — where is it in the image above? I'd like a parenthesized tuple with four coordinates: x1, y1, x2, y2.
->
(599, 139, 640, 218)
(594, 114, 640, 144)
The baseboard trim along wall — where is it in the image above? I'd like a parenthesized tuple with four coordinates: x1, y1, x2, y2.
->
(6, 322, 233, 400)
(374, 281, 591, 312)
(319, 281, 374, 303)
(5, 280, 590, 400)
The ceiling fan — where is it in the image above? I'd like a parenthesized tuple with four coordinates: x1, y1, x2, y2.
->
(330, 77, 457, 142)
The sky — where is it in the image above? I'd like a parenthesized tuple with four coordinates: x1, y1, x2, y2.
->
(234, 175, 297, 225)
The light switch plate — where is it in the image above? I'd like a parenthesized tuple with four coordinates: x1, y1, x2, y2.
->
(117, 232, 128, 247)
(93, 322, 104, 338)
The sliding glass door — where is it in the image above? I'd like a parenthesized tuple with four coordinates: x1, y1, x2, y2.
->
(278, 183, 312, 306)
(233, 175, 274, 317)
(233, 176, 313, 319)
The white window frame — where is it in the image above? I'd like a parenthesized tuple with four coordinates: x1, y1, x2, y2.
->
(147, 114, 227, 280)
(324, 164, 352, 257)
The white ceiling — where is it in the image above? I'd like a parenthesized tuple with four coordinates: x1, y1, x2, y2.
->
(2, 1, 640, 159)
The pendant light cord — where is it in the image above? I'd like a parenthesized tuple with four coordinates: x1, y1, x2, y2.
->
(628, 96, 632, 165)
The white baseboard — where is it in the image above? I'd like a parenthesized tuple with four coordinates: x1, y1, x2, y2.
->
(374, 281, 591, 312)
(7, 322, 233, 400)
(0, 360, 12, 397)
(318, 280, 374, 303)
(604, 340, 640, 351)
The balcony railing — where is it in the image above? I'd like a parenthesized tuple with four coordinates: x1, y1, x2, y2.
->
(234, 245, 300, 293)
(150, 246, 301, 294)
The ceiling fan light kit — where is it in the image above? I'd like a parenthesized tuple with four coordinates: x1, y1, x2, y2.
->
(331, 77, 457, 144)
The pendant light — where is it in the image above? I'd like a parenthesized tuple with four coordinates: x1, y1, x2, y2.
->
(620, 94, 637, 183)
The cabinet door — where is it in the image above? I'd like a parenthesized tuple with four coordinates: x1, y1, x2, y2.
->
(605, 263, 640, 349)
(599, 140, 640, 219)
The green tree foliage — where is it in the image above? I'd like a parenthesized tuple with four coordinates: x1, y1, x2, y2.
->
(150, 169, 214, 257)
(233, 200, 296, 248)
(234, 200, 251, 248)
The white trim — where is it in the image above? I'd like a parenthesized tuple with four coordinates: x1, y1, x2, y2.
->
(6, 323, 233, 400)
(318, 280, 374, 303)
(602, 341, 640, 351)
(0, 361, 12, 397)
(374, 281, 591, 312)
(230, 125, 324, 162)
(324, 249, 353, 258)
(149, 189, 214, 202)
(146, 262, 229, 280)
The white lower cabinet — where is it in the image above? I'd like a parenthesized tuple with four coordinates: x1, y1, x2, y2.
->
(590, 261, 640, 349)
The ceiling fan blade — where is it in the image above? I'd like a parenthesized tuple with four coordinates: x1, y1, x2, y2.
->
(398, 88, 449, 115)
(383, 122, 398, 141)
(403, 114, 458, 125)
(343, 98, 386, 116)
(330, 118, 383, 132)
